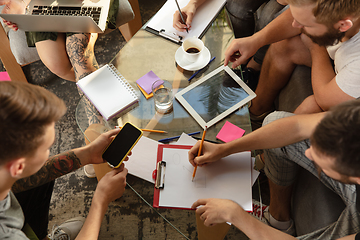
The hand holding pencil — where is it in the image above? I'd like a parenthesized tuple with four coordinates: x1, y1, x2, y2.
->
(172, 0, 198, 32)
(192, 126, 207, 181)
(188, 131, 222, 169)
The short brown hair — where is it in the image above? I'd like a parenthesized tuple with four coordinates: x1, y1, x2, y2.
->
(310, 100, 360, 177)
(286, 0, 360, 28)
(0, 82, 66, 165)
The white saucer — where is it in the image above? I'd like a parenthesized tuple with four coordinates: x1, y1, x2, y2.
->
(175, 46, 211, 71)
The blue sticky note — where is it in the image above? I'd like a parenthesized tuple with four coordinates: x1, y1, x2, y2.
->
(136, 71, 163, 94)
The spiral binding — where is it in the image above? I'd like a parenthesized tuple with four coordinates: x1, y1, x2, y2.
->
(108, 64, 139, 100)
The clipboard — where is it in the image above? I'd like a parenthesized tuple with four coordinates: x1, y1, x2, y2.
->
(145, 0, 226, 44)
(153, 144, 253, 211)
(153, 145, 193, 210)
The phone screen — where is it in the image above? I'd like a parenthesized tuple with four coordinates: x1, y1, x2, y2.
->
(102, 123, 143, 168)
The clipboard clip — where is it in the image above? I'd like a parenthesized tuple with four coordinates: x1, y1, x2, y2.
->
(154, 161, 166, 189)
(159, 29, 183, 43)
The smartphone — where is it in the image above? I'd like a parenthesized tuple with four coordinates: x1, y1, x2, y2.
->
(102, 122, 143, 168)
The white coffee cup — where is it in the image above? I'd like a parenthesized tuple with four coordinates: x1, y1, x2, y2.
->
(182, 37, 204, 63)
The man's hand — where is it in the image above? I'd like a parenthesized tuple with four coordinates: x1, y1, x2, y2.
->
(188, 141, 225, 167)
(173, 2, 197, 32)
(300, 33, 319, 52)
(192, 198, 241, 227)
(80, 128, 132, 166)
(224, 37, 261, 68)
(94, 165, 128, 205)
(1, 0, 28, 31)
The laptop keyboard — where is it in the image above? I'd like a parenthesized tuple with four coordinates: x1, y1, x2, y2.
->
(31, 6, 102, 24)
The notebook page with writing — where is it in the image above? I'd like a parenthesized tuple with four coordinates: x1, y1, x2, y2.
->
(76, 64, 139, 120)
(146, 0, 226, 43)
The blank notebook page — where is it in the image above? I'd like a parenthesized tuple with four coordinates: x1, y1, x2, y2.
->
(76, 64, 138, 120)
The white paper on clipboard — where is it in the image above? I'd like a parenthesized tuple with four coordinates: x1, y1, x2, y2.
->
(145, 0, 226, 43)
(155, 144, 253, 210)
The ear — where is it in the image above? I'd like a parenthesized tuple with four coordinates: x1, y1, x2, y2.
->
(6, 158, 26, 178)
(336, 19, 353, 32)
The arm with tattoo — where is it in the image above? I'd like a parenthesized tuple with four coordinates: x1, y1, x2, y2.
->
(12, 151, 82, 193)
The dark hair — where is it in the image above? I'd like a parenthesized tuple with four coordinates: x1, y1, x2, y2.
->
(0, 82, 66, 165)
(310, 100, 360, 177)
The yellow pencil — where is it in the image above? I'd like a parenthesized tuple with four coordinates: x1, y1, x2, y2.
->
(192, 126, 207, 181)
(115, 126, 167, 133)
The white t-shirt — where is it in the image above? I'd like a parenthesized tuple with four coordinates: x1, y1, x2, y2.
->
(327, 30, 360, 98)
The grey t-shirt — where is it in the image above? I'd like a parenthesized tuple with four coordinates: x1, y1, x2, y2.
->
(327, 30, 360, 98)
(0, 191, 28, 240)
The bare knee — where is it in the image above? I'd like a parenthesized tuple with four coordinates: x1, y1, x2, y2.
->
(268, 36, 311, 67)
(46, 62, 75, 81)
(35, 37, 76, 81)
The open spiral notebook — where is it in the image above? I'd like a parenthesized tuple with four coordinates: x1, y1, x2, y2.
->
(76, 64, 139, 120)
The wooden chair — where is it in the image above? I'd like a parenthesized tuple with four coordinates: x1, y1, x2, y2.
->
(0, 0, 142, 83)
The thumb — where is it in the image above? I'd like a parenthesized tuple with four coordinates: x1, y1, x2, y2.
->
(194, 155, 206, 166)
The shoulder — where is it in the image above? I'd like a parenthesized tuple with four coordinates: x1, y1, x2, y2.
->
(0, 192, 28, 240)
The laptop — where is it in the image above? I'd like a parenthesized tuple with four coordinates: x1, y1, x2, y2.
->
(0, 0, 110, 33)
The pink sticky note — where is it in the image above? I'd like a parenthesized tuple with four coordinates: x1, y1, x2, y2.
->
(216, 121, 245, 142)
(0, 72, 11, 81)
(136, 71, 163, 94)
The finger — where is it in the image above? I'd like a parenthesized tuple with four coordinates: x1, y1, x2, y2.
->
(117, 167, 128, 176)
(175, 23, 188, 32)
(106, 128, 121, 137)
(192, 199, 207, 209)
(224, 52, 231, 66)
(185, 13, 193, 27)
(117, 163, 125, 171)
(232, 54, 248, 69)
(188, 141, 200, 167)
(194, 154, 208, 166)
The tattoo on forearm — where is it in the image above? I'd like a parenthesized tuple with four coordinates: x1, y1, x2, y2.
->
(12, 151, 82, 193)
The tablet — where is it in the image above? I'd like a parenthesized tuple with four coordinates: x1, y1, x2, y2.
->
(175, 65, 256, 129)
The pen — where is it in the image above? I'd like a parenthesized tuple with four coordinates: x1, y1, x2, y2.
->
(115, 126, 167, 133)
(174, 0, 189, 33)
(192, 126, 207, 181)
(158, 131, 201, 143)
(188, 56, 216, 81)
(193, 136, 218, 144)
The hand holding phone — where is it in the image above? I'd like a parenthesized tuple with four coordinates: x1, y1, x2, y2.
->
(102, 122, 143, 168)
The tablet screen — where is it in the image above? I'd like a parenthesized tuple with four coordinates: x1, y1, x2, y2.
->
(182, 70, 249, 122)
(175, 65, 256, 129)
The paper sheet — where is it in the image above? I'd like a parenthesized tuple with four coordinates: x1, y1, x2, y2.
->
(146, 0, 226, 42)
(126, 136, 160, 183)
(177, 133, 259, 186)
(158, 146, 253, 210)
(125, 132, 260, 188)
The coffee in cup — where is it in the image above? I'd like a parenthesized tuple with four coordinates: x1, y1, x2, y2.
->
(182, 37, 204, 63)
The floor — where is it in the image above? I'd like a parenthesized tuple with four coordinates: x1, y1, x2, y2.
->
(0, 0, 270, 239)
